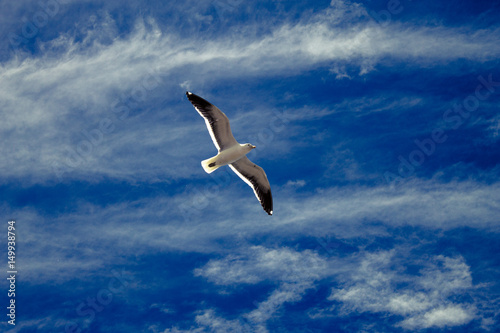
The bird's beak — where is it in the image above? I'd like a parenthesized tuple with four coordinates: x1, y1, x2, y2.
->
(251, 145, 256, 149)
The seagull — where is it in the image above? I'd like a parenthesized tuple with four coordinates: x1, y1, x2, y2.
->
(186, 91, 273, 215)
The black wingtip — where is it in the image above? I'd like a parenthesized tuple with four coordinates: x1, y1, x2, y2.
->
(264, 201, 273, 215)
(186, 92, 214, 110)
(186, 91, 197, 103)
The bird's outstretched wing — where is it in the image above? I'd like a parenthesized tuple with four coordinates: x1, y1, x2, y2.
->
(186, 92, 238, 151)
(229, 156, 273, 215)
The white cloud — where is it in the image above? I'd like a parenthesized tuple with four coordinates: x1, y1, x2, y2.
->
(401, 305, 476, 329)
(284, 179, 306, 188)
(8, 178, 499, 284)
(150, 303, 175, 314)
(328, 251, 477, 329)
(151, 246, 332, 332)
(190, 246, 331, 332)
(418, 255, 472, 295)
(194, 245, 328, 285)
(486, 114, 500, 139)
(195, 309, 251, 333)
(277, 181, 500, 235)
(3, 2, 499, 332)
(1, 2, 499, 183)
(387, 293, 433, 315)
(7, 179, 498, 331)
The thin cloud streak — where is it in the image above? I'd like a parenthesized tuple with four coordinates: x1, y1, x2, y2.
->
(328, 251, 479, 330)
(2, 1, 499, 332)
(11, 179, 499, 285)
(1, 4, 500, 183)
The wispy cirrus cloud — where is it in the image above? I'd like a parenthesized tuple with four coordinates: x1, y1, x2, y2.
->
(191, 246, 331, 332)
(328, 251, 478, 330)
(163, 244, 492, 332)
(1, 1, 499, 184)
(9, 177, 498, 287)
(2, 1, 500, 333)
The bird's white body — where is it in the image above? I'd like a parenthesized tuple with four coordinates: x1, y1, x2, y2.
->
(201, 143, 254, 173)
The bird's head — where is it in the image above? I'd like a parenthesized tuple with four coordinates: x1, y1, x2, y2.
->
(243, 143, 256, 151)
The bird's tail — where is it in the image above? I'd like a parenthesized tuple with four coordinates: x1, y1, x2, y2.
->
(201, 155, 221, 174)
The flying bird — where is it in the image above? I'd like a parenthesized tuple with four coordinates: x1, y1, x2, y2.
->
(186, 91, 273, 215)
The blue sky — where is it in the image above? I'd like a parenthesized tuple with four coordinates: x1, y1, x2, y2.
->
(1, 0, 499, 332)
